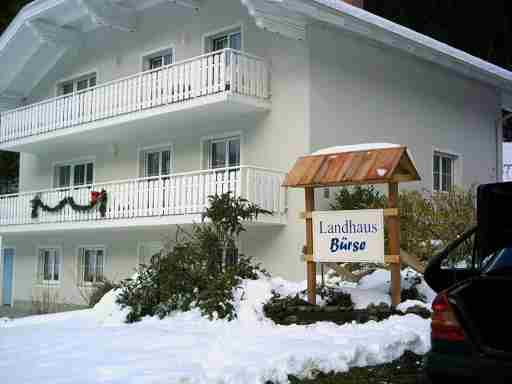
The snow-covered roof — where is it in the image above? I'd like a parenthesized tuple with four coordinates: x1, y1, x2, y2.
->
(242, 0, 512, 107)
(1, 0, 512, 107)
(284, 144, 420, 187)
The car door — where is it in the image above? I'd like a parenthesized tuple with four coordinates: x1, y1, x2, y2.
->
(425, 182, 512, 293)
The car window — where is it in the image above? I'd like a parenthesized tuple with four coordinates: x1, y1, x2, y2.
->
(440, 231, 476, 270)
(482, 248, 512, 273)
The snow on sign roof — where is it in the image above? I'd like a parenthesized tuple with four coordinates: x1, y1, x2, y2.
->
(283, 145, 420, 188)
(312, 143, 401, 155)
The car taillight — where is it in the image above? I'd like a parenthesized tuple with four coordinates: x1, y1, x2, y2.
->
(431, 291, 465, 342)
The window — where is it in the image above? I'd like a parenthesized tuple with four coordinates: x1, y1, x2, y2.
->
(141, 147, 173, 177)
(149, 53, 173, 70)
(208, 136, 240, 169)
(37, 248, 61, 284)
(210, 30, 242, 52)
(433, 152, 457, 192)
(54, 161, 94, 188)
(78, 247, 105, 285)
(144, 49, 174, 71)
(138, 242, 163, 266)
(60, 74, 96, 95)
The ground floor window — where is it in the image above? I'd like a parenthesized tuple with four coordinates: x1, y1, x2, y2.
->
(37, 248, 61, 284)
(78, 247, 105, 285)
(433, 151, 457, 192)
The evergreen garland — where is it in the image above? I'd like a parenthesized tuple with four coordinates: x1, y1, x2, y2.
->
(31, 189, 107, 219)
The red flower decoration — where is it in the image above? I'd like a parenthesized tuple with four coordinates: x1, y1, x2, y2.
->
(91, 191, 101, 204)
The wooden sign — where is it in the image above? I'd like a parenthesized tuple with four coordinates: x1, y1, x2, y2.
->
(283, 145, 421, 307)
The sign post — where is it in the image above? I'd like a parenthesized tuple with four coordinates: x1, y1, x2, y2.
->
(388, 182, 401, 307)
(305, 187, 316, 304)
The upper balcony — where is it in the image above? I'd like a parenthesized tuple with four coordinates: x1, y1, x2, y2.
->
(0, 49, 270, 154)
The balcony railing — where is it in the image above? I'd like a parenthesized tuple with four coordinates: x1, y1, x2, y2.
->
(0, 49, 269, 144)
(0, 166, 286, 227)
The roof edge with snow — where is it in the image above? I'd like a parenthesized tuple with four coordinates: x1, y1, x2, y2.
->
(1, 0, 512, 106)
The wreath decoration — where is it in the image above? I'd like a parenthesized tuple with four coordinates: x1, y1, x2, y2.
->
(31, 189, 108, 219)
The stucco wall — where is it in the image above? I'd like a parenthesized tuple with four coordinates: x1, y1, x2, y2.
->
(8, 3, 505, 301)
(11, 0, 311, 294)
(2, 227, 177, 305)
(308, 24, 500, 201)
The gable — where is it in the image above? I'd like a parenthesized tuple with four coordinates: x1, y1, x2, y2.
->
(1, 0, 512, 110)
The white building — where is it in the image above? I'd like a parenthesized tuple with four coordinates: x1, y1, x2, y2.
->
(0, 0, 511, 308)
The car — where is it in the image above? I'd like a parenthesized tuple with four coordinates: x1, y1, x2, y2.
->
(423, 182, 512, 383)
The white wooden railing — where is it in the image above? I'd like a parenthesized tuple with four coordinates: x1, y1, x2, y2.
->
(0, 49, 269, 144)
(504, 164, 512, 181)
(0, 166, 286, 226)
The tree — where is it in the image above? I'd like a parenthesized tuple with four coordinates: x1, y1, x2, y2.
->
(0, 0, 32, 34)
(366, 1, 512, 70)
(0, 0, 29, 194)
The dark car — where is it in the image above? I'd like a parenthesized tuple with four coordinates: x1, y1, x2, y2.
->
(423, 182, 512, 383)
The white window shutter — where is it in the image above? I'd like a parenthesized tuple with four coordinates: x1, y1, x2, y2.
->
(37, 250, 44, 283)
(77, 248, 84, 285)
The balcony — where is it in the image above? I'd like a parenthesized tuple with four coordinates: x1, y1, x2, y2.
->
(0, 166, 287, 233)
(0, 49, 270, 153)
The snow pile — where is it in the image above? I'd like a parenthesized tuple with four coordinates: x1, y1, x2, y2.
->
(397, 300, 432, 314)
(89, 288, 131, 325)
(357, 267, 436, 307)
(0, 273, 432, 384)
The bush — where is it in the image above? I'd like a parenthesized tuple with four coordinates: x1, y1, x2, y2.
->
(317, 286, 353, 307)
(401, 273, 426, 302)
(399, 188, 476, 263)
(117, 193, 271, 323)
(331, 185, 476, 263)
(330, 185, 387, 210)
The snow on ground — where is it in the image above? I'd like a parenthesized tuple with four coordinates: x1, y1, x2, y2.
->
(0, 272, 431, 384)
(396, 300, 432, 313)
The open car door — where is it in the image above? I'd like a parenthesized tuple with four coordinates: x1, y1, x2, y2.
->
(425, 182, 512, 293)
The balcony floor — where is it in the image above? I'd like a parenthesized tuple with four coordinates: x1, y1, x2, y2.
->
(0, 212, 285, 234)
(1, 92, 270, 156)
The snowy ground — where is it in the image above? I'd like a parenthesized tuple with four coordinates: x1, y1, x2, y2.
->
(0, 270, 432, 384)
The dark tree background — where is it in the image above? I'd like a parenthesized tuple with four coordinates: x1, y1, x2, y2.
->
(0, 0, 30, 194)
(0, 0, 511, 192)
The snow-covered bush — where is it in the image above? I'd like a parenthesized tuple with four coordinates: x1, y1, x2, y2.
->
(117, 193, 270, 322)
(331, 185, 476, 263)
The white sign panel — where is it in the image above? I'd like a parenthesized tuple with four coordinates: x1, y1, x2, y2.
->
(312, 209, 385, 263)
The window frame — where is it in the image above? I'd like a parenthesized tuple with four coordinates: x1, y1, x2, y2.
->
(137, 241, 163, 267)
(138, 143, 175, 178)
(433, 150, 458, 193)
(201, 132, 242, 170)
(36, 246, 62, 286)
(141, 46, 175, 71)
(203, 24, 244, 54)
(52, 157, 95, 189)
(77, 245, 106, 286)
(56, 72, 98, 96)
